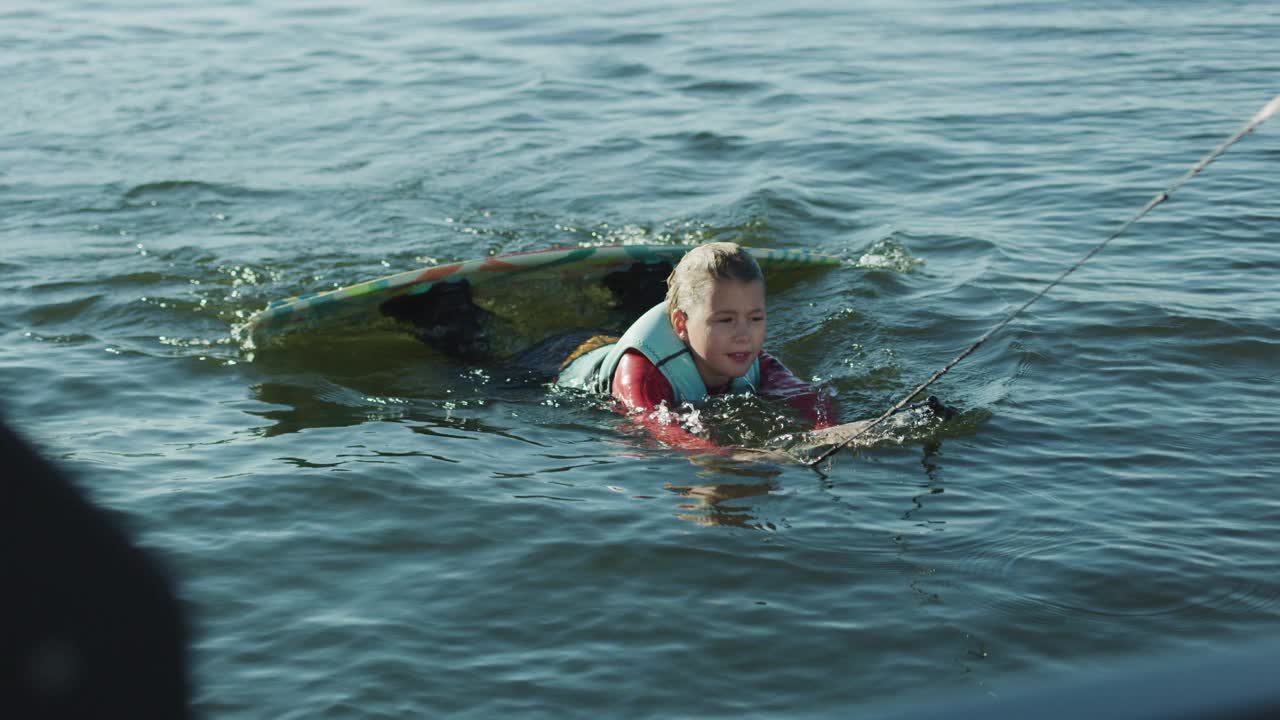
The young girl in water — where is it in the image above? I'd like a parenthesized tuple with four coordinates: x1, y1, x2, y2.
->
(556, 242, 833, 447)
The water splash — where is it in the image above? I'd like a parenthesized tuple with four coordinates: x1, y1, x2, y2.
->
(854, 236, 925, 273)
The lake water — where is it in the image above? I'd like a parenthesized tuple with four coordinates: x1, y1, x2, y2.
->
(4, 0, 1279, 716)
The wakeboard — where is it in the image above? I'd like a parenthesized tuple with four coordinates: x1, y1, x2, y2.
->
(242, 244, 840, 357)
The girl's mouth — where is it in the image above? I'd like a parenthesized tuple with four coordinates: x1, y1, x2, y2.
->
(728, 352, 752, 364)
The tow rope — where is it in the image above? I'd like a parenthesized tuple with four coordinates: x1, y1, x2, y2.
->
(806, 95, 1280, 470)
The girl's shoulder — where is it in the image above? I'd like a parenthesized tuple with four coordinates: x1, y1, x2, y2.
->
(612, 349, 675, 410)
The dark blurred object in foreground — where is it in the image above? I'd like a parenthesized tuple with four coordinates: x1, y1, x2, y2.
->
(1, 422, 189, 718)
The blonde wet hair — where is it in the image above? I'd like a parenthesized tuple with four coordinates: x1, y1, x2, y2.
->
(665, 242, 764, 317)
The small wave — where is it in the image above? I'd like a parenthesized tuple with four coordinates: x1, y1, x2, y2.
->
(754, 92, 808, 109)
(32, 270, 189, 292)
(602, 32, 664, 46)
(651, 130, 753, 160)
(23, 332, 96, 345)
(19, 294, 105, 326)
(121, 180, 283, 205)
(678, 79, 771, 96)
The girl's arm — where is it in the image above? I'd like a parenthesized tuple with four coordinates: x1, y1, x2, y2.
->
(757, 351, 835, 429)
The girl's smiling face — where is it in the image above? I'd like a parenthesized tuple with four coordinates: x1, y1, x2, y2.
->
(672, 278, 767, 389)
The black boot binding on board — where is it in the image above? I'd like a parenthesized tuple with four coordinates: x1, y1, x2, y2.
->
(380, 280, 494, 360)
